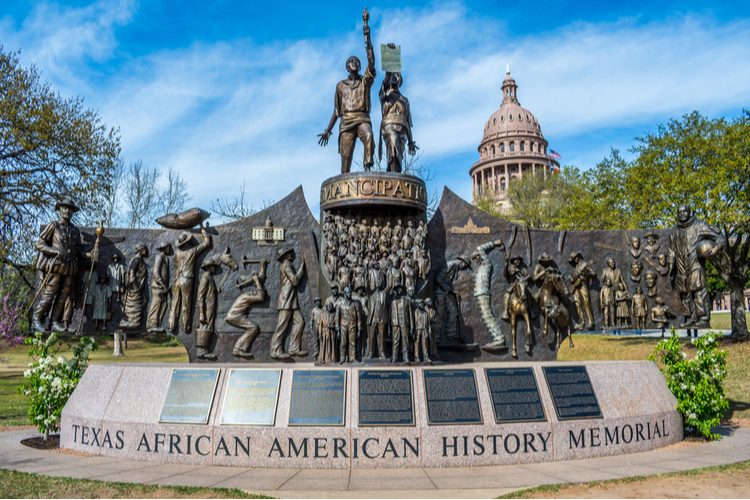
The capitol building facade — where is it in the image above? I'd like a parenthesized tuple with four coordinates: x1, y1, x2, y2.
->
(470, 70, 559, 211)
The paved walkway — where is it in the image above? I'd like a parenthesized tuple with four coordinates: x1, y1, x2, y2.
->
(1, 427, 749, 499)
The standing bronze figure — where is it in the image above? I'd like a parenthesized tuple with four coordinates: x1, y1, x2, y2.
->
(270, 247, 307, 359)
(378, 47, 417, 173)
(669, 205, 725, 328)
(318, 9, 376, 172)
(119, 244, 148, 330)
(337, 286, 362, 363)
(568, 251, 596, 330)
(196, 256, 220, 360)
(146, 242, 172, 333)
(169, 225, 212, 333)
(32, 197, 98, 332)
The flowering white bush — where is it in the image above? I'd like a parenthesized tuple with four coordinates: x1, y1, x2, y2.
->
(648, 328, 728, 440)
(18, 332, 98, 440)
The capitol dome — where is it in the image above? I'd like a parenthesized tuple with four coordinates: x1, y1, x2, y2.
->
(470, 71, 559, 210)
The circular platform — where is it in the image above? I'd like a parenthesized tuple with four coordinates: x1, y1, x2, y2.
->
(320, 172, 427, 212)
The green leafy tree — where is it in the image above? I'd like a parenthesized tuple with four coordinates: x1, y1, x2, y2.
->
(626, 111, 750, 337)
(0, 46, 121, 284)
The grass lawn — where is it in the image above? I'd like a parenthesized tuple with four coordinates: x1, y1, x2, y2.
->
(709, 311, 750, 330)
(0, 469, 270, 499)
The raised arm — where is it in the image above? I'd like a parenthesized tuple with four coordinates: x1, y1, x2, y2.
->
(364, 25, 375, 74)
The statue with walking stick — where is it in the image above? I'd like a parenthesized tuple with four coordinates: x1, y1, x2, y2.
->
(32, 197, 99, 332)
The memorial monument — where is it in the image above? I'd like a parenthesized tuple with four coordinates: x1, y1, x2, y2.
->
(51, 7, 693, 471)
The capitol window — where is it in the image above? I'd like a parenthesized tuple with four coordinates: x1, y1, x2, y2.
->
(491, 145, 495, 155)
(520, 141, 525, 152)
(500, 115, 504, 122)
(509, 114, 513, 121)
(500, 143, 505, 153)
(493, 118, 496, 124)
(510, 142, 515, 152)
(518, 114, 522, 121)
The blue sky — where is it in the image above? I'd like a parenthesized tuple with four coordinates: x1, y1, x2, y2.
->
(2, 0, 749, 219)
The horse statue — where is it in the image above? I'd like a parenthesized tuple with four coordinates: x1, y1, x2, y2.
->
(507, 274, 534, 357)
(535, 268, 573, 349)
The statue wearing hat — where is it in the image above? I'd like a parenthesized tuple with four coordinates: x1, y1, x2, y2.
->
(337, 286, 362, 363)
(669, 205, 725, 328)
(146, 242, 172, 333)
(389, 282, 413, 363)
(502, 254, 531, 321)
(568, 251, 596, 330)
(433, 255, 472, 343)
(270, 247, 307, 359)
(119, 244, 149, 330)
(168, 224, 212, 333)
(644, 231, 661, 258)
(32, 197, 98, 332)
(318, 9, 377, 173)
(195, 255, 220, 360)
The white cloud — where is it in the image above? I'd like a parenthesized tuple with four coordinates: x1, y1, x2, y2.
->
(2, 2, 749, 216)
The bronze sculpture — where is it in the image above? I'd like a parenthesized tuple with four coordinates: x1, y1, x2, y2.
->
(630, 260, 643, 283)
(366, 279, 388, 359)
(318, 9, 376, 172)
(320, 302, 337, 363)
(533, 253, 572, 346)
(91, 275, 111, 329)
(631, 286, 648, 331)
(502, 255, 530, 320)
(169, 225, 212, 333)
(196, 256, 220, 360)
(378, 50, 418, 173)
(146, 242, 172, 333)
(119, 244, 148, 330)
(568, 251, 596, 330)
(600, 258, 626, 290)
(644, 231, 661, 258)
(629, 237, 642, 259)
(600, 278, 615, 328)
(413, 299, 432, 363)
(32, 197, 98, 332)
(433, 255, 471, 343)
(644, 271, 658, 298)
(651, 297, 676, 332)
(227, 259, 268, 359)
(615, 282, 630, 328)
(471, 240, 506, 352)
(270, 247, 307, 359)
(337, 286, 361, 363)
(390, 282, 413, 363)
(669, 205, 725, 328)
(107, 255, 126, 303)
(309, 297, 323, 361)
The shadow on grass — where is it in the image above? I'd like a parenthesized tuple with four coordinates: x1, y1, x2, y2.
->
(725, 400, 750, 420)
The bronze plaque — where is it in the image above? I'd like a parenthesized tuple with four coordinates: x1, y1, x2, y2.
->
(423, 369, 483, 425)
(220, 369, 281, 426)
(159, 368, 220, 424)
(358, 369, 415, 427)
(289, 370, 347, 426)
(543, 366, 603, 420)
(485, 367, 546, 423)
(320, 172, 427, 211)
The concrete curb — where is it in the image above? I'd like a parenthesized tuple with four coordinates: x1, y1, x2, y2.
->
(1, 427, 748, 499)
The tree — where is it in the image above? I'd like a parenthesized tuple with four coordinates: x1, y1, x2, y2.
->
(123, 160, 160, 229)
(160, 167, 192, 216)
(0, 46, 121, 279)
(211, 181, 273, 222)
(626, 111, 750, 337)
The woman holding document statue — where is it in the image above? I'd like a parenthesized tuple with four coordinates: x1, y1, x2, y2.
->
(379, 43, 417, 173)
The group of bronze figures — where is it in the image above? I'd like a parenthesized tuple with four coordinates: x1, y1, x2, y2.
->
(318, 9, 417, 173)
(317, 213, 434, 363)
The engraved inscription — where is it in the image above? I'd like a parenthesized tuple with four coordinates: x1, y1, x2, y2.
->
(159, 369, 219, 424)
(358, 370, 414, 426)
(289, 370, 346, 426)
(423, 369, 482, 425)
(486, 368, 546, 423)
(543, 366, 603, 420)
(221, 369, 281, 426)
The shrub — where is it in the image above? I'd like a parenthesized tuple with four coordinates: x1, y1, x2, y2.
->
(648, 328, 728, 440)
(0, 294, 25, 362)
(17, 332, 98, 439)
